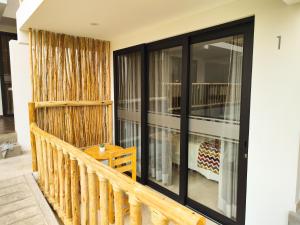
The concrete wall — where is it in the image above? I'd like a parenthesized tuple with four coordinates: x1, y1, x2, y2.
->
(9, 40, 31, 151)
(111, 1, 300, 225)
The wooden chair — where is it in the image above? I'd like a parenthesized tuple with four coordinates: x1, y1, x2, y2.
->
(110, 146, 137, 181)
(108, 146, 137, 223)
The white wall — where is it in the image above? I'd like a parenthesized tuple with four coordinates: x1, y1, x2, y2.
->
(9, 40, 31, 151)
(111, 1, 300, 225)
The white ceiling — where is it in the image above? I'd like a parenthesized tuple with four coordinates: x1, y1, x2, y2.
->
(20, 0, 234, 40)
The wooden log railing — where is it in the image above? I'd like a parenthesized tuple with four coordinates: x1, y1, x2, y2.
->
(28, 100, 113, 172)
(30, 122, 206, 225)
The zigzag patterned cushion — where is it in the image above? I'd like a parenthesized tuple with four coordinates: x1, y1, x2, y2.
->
(197, 141, 220, 175)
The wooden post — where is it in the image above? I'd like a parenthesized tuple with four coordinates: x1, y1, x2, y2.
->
(150, 209, 168, 225)
(88, 168, 98, 225)
(41, 138, 49, 195)
(64, 152, 72, 220)
(79, 162, 89, 225)
(70, 156, 80, 225)
(108, 183, 114, 224)
(113, 184, 124, 225)
(98, 175, 109, 225)
(57, 146, 65, 212)
(47, 140, 54, 199)
(28, 102, 37, 171)
(34, 134, 43, 187)
(52, 143, 59, 204)
(129, 194, 142, 225)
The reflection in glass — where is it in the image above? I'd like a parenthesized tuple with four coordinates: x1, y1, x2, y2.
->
(117, 52, 142, 175)
(148, 46, 182, 194)
(187, 35, 244, 220)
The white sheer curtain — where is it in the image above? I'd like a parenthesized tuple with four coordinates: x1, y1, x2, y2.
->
(118, 52, 141, 174)
(218, 35, 243, 219)
(149, 50, 174, 186)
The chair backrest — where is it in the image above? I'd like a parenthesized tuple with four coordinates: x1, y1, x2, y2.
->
(110, 146, 137, 181)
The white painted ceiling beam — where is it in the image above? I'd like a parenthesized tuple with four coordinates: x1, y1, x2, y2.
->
(282, 0, 300, 5)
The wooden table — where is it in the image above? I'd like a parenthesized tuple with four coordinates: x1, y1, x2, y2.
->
(84, 144, 123, 163)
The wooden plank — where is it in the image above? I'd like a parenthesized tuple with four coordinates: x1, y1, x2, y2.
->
(112, 156, 132, 166)
(35, 100, 113, 108)
(115, 164, 132, 174)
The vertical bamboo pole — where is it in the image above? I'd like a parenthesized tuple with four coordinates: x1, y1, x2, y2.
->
(113, 184, 124, 225)
(41, 137, 49, 195)
(64, 152, 72, 220)
(79, 161, 89, 225)
(129, 195, 142, 225)
(88, 168, 98, 225)
(98, 175, 109, 225)
(70, 156, 80, 225)
(150, 209, 168, 225)
(28, 102, 37, 171)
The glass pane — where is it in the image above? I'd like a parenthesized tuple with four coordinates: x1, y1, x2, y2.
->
(187, 35, 244, 220)
(117, 52, 142, 176)
(148, 46, 182, 194)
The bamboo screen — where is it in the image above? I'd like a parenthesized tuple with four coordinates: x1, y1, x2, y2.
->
(29, 30, 111, 147)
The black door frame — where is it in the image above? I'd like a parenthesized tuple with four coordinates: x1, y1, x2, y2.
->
(113, 17, 254, 225)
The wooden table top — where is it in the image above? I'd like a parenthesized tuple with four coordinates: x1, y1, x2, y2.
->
(84, 144, 123, 160)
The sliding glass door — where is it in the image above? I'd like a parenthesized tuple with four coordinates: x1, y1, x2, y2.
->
(187, 35, 244, 220)
(147, 46, 182, 195)
(115, 49, 142, 176)
(114, 17, 254, 225)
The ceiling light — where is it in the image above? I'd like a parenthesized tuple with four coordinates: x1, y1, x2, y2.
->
(90, 22, 99, 26)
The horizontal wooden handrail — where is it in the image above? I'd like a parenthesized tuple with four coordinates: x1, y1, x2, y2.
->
(34, 100, 113, 108)
(30, 122, 206, 225)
